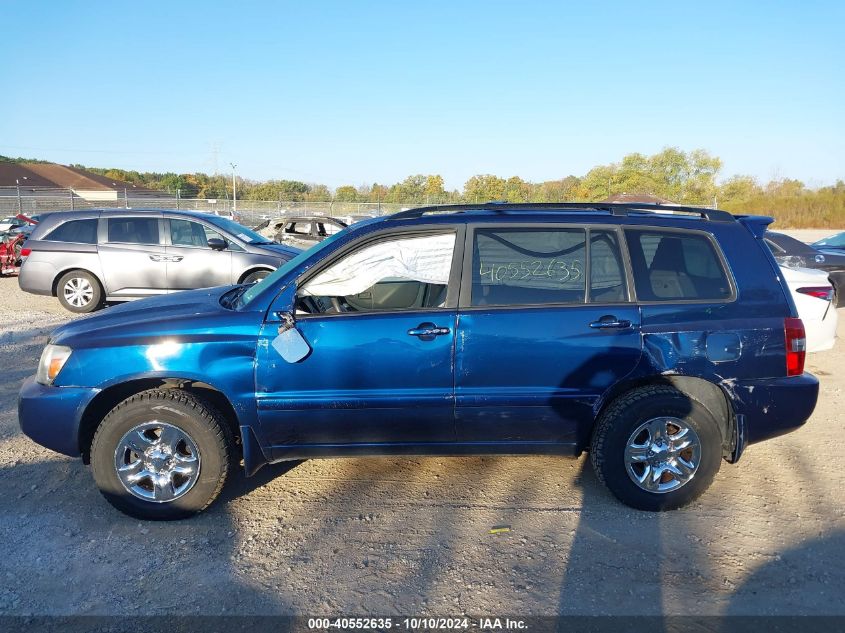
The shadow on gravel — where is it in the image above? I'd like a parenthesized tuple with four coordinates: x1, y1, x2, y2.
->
(724, 529, 845, 616)
(218, 460, 304, 504)
(0, 455, 294, 616)
(556, 459, 672, 620)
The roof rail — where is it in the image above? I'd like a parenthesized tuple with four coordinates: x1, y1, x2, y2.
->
(388, 201, 735, 222)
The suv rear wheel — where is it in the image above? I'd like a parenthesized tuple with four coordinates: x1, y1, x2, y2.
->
(56, 270, 103, 313)
(590, 385, 722, 511)
(91, 389, 234, 520)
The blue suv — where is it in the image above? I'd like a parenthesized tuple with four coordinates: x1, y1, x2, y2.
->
(18, 203, 819, 519)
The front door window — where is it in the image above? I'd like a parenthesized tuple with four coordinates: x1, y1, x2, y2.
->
(298, 233, 456, 313)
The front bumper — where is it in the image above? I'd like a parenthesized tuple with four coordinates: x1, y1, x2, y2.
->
(18, 375, 100, 457)
(732, 373, 819, 445)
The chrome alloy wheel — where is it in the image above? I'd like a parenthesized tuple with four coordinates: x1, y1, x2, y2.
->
(114, 422, 201, 502)
(624, 416, 701, 493)
(63, 277, 94, 308)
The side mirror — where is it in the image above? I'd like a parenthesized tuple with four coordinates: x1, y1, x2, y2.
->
(208, 238, 227, 251)
(272, 311, 311, 362)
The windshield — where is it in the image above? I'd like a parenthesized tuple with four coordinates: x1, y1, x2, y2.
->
(814, 232, 845, 247)
(204, 215, 273, 244)
(239, 229, 348, 306)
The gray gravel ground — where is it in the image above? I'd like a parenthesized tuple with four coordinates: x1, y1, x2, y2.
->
(1, 275, 844, 617)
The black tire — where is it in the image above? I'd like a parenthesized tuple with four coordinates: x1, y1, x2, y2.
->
(242, 269, 270, 284)
(56, 270, 103, 313)
(91, 389, 234, 520)
(590, 385, 722, 511)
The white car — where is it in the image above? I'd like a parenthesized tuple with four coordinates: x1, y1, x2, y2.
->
(0, 216, 26, 233)
(781, 265, 838, 352)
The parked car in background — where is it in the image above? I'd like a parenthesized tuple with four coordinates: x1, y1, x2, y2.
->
(5, 212, 47, 240)
(0, 214, 38, 267)
(765, 231, 845, 307)
(0, 215, 28, 234)
(781, 266, 838, 352)
(813, 231, 845, 255)
(255, 215, 348, 247)
(18, 209, 300, 313)
(18, 202, 818, 520)
(339, 213, 379, 225)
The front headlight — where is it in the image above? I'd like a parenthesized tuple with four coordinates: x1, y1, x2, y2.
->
(36, 344, 72, 385)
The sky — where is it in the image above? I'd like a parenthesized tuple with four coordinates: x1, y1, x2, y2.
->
(2, 0, 843, 190)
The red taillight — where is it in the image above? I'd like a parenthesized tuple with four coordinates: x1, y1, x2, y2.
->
(784, 317, 806, 377)
(797, 286, 834, 301)
(20, 247, 31, 257)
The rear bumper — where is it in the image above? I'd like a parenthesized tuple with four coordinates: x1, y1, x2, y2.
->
(18, 375, 100, 457)
(731, 373, 819, 445)
(18, 260, 56, 296)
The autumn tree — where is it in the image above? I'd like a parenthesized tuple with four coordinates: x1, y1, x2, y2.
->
(334, 185, 359, 202)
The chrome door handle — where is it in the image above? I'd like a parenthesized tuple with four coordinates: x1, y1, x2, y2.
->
(589, 317, 632, 329)
(407, 323, 451, 340)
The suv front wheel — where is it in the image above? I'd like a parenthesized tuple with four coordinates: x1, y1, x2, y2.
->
(91, 389, 234, 520)
(590, 385, 722, 511)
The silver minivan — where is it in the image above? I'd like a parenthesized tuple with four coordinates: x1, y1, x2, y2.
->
(19, 209, 302, 312)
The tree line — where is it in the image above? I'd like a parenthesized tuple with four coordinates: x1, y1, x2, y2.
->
(3, 149, 843, 227)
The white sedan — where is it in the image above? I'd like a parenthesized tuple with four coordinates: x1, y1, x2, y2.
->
(781, 265, 838, 352)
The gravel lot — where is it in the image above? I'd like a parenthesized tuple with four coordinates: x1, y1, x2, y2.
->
(1, 273, 844, 617)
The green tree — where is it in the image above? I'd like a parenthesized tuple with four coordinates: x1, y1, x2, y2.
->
(718, 175, 761, 205)
(424, 175, 446, 201)
(334, 185, 359, 202)
(463, 174, 507, 202)
(306, 184, 332, 201)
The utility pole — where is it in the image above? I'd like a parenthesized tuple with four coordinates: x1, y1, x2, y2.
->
(230, 163, 238, 215)
(15, 176, 28, 213)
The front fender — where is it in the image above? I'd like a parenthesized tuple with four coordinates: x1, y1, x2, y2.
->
(56, 333, 267, 451)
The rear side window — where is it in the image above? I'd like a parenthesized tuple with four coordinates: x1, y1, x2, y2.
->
(626, 229, 732, 301)
(590, 230, 627, 302)
(471, 229, 586, 306)
(43, 219, 98, 244)
(284, 222, 311, 236)
(107, 218, 160, 245)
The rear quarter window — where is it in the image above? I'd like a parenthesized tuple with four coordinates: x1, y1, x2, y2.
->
(625, 229, 732, 302)
(43, 219, 98, 244)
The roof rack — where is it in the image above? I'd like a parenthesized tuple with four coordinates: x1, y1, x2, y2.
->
(388, 202, 734, 222)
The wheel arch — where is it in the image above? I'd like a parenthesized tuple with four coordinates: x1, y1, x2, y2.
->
(237, 266, 274, 284)
(593, 375, 734, 454)
(78, 377, 243, 464)
(52, 267, 104, 298)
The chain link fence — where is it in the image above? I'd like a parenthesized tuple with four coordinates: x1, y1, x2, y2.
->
(0, 187, 416, 228)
